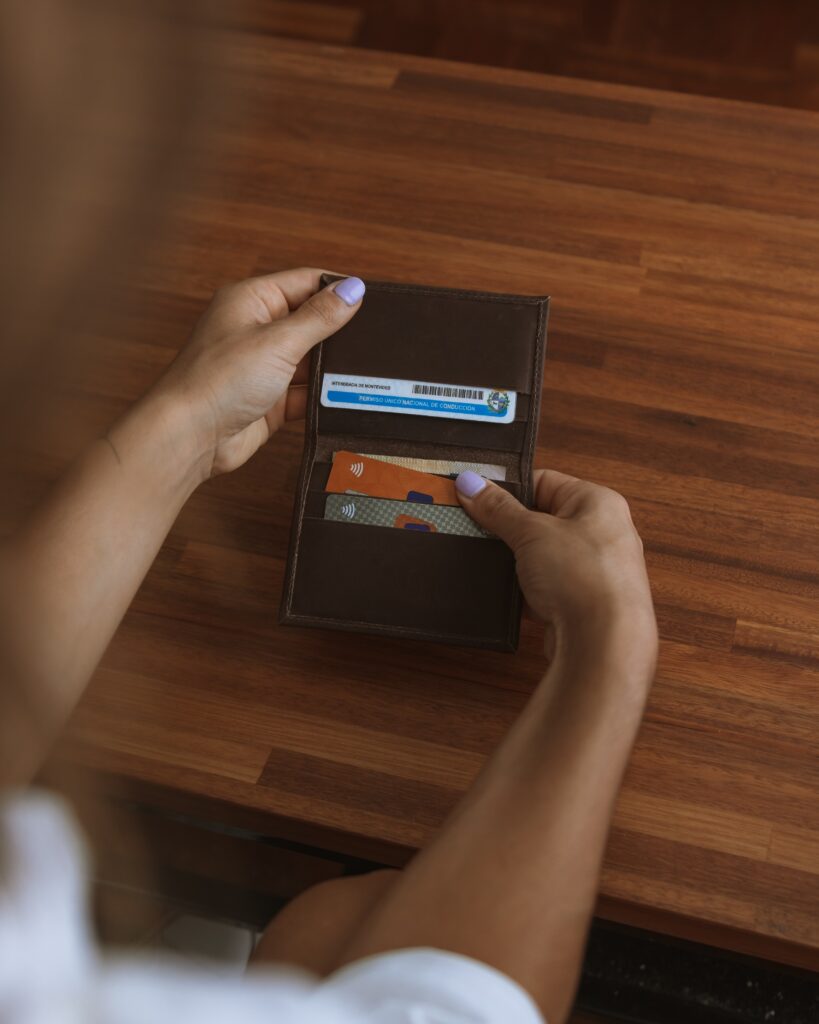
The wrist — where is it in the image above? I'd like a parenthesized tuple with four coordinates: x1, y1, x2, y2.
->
(107, 388, 211, 497)
(552, 595, 658, 696)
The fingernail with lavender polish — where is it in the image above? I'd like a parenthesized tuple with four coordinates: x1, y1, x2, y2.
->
(455, 470, 487, 497)
(334, 276, 366, 306)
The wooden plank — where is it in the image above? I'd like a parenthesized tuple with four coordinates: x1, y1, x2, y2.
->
(226, 0, 819, 113)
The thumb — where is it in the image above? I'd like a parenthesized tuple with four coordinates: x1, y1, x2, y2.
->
(273, 276, 365, 363)
(455, 472, 534, 550)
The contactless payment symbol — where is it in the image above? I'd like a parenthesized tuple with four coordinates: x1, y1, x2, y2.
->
(339, 501, 356, 519)
(486, 390, 510, 415)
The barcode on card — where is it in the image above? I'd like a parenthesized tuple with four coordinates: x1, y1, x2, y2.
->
(412, 384, 485, 400)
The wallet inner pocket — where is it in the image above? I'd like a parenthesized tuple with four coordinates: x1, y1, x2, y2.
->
(316, 402, 532, 456)
(287, 518, 518, 646)
(303, 474, 522, 519)
(305, 459, 523, 498)
(312, 436, 524, 481)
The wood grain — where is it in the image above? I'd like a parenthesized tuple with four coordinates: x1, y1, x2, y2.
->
(41, 35, 819, 969)
(224, 0, 819, 112)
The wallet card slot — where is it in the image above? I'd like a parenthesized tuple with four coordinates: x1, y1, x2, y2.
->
(317, 406, 530, 455)
(303, 467, 521, 517)
(318, 391, 531, 421)
(286, 518, 519, 648)
(305, 460, 523, 499)
(312, 436, 524, 483)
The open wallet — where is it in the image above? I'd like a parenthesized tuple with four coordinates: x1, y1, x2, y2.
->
(279, 276, 549, 651)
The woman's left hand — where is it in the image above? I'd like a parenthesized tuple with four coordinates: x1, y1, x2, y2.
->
(154, 268, 365, 479)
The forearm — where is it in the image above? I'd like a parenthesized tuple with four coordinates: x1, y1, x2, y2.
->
(0, 269, 363, 785)
(0, 390, 205, 783)
(340, 609, 657, 1022)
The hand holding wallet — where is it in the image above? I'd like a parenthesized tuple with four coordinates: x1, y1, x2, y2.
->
(279, 277, 549, 651)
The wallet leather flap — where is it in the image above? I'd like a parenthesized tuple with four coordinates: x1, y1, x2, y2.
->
(322, 282, 539, 393)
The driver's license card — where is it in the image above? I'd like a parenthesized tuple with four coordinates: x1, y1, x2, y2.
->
(320, 373, 517, 424)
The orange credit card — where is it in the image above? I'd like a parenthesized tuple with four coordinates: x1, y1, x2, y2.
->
(326, 451, 458, 506)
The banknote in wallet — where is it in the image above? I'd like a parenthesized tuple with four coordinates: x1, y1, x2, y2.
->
(352, 453, 506, 481)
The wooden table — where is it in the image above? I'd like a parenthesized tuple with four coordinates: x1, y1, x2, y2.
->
(51, 33, 819, 969)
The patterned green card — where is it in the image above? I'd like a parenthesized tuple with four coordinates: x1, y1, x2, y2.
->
(324, 493, 489, 538)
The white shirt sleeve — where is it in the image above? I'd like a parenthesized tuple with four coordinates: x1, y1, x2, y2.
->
(317, 947, 544, 1023)
(0, 792, 544, 1024)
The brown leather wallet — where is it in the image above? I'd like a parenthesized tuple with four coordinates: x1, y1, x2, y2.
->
(279, 277, 549, 651)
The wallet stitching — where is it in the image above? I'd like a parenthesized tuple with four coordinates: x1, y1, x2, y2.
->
(524, 299, 548, 504)
(284, 345, 323, 614)
(325, 273, 547, 306)
(366, 281, 547, 306)
(503, 296, 547, 646)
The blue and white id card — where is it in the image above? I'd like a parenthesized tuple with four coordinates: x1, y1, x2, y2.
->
(320, 373, 517, 424)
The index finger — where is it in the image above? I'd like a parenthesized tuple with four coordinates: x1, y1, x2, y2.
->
(208, 267, 343, 330)
(250, 267, 331, 311)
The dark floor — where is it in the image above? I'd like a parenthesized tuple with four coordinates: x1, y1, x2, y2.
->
(207, 0, 819, 110)
(579, 923, 819, 1024)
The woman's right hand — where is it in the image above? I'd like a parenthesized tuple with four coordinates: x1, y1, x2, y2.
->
(455, 469, 657, 653)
